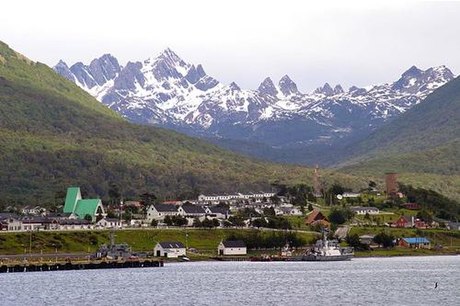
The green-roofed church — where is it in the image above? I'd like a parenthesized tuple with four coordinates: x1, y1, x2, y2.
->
(64, 187, 105, 222)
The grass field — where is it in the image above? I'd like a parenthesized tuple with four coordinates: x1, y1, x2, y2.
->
(0, 229, 318, 256)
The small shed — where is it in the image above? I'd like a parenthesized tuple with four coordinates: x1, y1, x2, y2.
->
(154, 241, 186, 258)
(218, 240, 247, 256)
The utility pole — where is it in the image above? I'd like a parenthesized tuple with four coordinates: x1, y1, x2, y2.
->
(29, 230, 32, 254)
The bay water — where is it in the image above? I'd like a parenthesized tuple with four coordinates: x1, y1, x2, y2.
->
(1, 256, 458, 305)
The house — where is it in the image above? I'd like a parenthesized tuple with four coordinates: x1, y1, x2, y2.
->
(57, 219, 93, 230)
(305, 209, 329, 226)
(198, 192, 276, 203)
(400, 203, 421, 210)
(394, 215, 413, 228)
(21, 206, 46, 216)
(218, 240, 247, 255)
(204, 206, 229, 219)
(359, 234, 375, 245)
(350, 206, 379, 215)
(343, 192, 361, 198)
(446, 221, 460, 231)
(20, 216, 48, 231)
(178, 204, 206, 218)
(278, 206, 302, 216)
(97, 218, 122, 229)
(398, 237, 431, 249)
(64, 187, 105, 222)
(146, 204, 179, 222)
(0, 213, 22, 231)
(154, 241, 186, 258)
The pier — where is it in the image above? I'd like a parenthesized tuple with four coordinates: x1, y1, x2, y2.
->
(0, 259, 163, 273)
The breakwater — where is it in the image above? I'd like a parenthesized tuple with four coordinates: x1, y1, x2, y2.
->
(0, 259, 163, 273)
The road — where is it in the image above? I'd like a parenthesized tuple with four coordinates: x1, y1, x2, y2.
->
(334, 225, 350, 240)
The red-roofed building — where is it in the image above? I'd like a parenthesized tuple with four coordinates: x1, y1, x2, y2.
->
(305, 209, 328, 225)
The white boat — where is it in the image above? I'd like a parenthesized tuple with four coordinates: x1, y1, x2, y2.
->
(291, 231, 354, 261)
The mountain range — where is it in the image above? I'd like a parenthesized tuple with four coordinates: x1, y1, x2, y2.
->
(2, 41, 372, 205)
(54, 49, 454, 165)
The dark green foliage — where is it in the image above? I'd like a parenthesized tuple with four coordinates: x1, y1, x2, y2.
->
(346, 233, 368, 251)
(227, 216, 245, 227)
(328, 208, 355, 225)
(399, 184, 460, 221)
(201, 218, 219, 228)
(263, 207, 276, 216)
(373, 232, 395, 248)
(226, 231, 305, 249)
(165, 215, 187, 226)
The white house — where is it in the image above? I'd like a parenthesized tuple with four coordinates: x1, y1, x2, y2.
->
(198, 192, 276, 203)
(97, 218, 122, 229)
(0, 217, 22, 231)
(146, 204, 179, 222)
(154, 241, 186, 258)
(204, 206, 229, 219)
(278, 206, 303, 216)
(350, 206, 380, 215)
(343, 192, 361, 198)
(21, 206, 46, 216)
(218, 240, 247, 256)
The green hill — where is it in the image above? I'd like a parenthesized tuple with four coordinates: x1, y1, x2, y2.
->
(0, 41, 370, 206)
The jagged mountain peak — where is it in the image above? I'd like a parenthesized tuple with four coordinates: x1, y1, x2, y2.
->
(155, 48, 187, 67)
(392, 65, 454, 92)
(258, 77, 278, 96)
(333, 84, 344, 95)
(278, 75, 300, 96)
(229, 82, 241, 91)
(402, 65, 423, 77)
(55, 59, 68, 68)
(314, 82, 334, 96)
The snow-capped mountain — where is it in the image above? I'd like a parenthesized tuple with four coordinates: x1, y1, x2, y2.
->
(54, 50, 454, 164)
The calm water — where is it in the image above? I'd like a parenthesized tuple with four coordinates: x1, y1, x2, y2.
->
(1, 256, 459, 305)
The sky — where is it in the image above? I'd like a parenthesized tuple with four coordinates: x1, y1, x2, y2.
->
(1, 0, 459, 92)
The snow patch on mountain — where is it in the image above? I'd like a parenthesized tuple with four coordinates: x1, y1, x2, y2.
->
(54, 51, 455, 148)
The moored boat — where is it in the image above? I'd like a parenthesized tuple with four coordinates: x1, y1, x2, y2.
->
(294, 231, 354, 261)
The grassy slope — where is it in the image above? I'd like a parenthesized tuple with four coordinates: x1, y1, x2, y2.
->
(0, 229, 317, 256)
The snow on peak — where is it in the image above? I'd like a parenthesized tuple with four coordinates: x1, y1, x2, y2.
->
(258, 77, 278, 96)
(229, 82, 241, 91)
(278, 75, 300, 96)
(314, 83, 334, 96)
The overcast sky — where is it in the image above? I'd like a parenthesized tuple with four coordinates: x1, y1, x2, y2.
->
(1, 0, 459, 92)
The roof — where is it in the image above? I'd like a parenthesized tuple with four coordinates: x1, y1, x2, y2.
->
(158, 241, 185, 249)
(305, 209, 328, 224)
(207, 206, 228, 214)
(74, 199, 102, 218)
(397, 215, 412, 222)
(181, 205, 206, 214)
(221, 240, 246, 248)
(0, 213, 19, 220)
(153, 203, 178, 212)
(402, 237, 430, 244)
(64, 187, 81, 214)
(59, 219, 91, 225)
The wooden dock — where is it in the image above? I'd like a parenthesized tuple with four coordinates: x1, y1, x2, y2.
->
(0, 259, 163, 273)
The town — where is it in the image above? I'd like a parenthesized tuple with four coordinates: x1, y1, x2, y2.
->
(1, 171, 459, 260)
